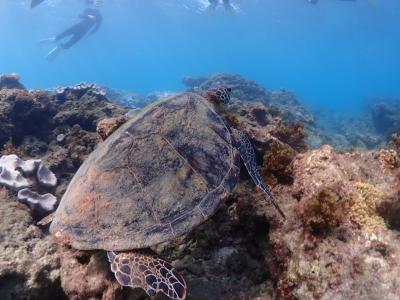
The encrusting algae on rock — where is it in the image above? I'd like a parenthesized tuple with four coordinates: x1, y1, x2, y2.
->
(302, 187, 347, 235)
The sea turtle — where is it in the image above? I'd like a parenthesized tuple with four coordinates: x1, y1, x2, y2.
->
(49, 87, 285, 300)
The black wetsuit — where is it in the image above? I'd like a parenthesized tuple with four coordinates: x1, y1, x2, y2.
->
(55, 8, 102, 49)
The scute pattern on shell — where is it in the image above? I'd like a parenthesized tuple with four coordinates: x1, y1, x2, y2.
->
(50, 93, 240, 250)
(108, 251, 187, 300)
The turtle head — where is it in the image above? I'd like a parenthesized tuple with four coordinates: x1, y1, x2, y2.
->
(204, 86, 232, 105)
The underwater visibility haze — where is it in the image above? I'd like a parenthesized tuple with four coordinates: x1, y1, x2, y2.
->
(1, 1, 400, 300)
(1, 0, 400, 113)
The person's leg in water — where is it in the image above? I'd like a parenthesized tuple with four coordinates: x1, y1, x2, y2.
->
(206, 0, 218, 13)
(223, 0, 236, 14)
(46, 21, 91, 61)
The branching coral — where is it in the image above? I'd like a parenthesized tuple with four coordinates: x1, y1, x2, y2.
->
(349, 182, 385, 230)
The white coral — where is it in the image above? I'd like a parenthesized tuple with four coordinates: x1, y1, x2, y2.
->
(0, 155, 41, 190)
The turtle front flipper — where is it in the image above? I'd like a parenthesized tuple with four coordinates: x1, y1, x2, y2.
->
(107, 251, 187, 300)
(231, 128, 286, 220)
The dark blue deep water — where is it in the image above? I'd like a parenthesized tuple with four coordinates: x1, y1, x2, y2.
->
(1, 0, 399, 113)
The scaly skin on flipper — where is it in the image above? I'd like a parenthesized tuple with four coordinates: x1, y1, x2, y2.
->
(37, 212, 55, 226)
(231, 128, 286, 219)
(107, 251, 186, 300)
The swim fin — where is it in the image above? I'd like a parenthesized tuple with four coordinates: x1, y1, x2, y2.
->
(31, 0, 45, 8)
(46, 46, 63, 61)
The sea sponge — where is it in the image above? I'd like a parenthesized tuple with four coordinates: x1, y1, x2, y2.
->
(349, 182, 385, 230)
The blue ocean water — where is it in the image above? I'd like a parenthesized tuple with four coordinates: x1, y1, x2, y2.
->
(1, 0, 399, 113)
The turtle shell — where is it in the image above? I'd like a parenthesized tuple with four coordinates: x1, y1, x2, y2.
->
(50, 93, 240, 251)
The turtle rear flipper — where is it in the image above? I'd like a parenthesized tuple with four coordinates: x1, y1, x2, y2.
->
(107, 251, 187, 300)
(231, 128, 286, 220)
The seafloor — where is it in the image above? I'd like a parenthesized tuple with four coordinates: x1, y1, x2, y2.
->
(0, 73, 399, 300)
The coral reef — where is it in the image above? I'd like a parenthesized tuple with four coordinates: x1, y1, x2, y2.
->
(1, 74, 400, 300)
(389, 133, 400, 154)
(270, 145, 400, 299)
(301, 187, 345, 235)
(183, 73, 315, 126)
(0, 73, 25, 90)
(371, 99, 400, 136)
(262, 140, 296, 185)
(272, 122, 308, 153)
(0, 188, 64, 300)
(311, 107, 386, 151)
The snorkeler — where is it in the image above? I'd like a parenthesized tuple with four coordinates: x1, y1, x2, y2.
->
(206, 0, 236, 14)
(42, 8, 102, 61)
